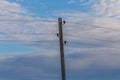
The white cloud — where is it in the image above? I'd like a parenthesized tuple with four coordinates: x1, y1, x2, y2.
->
(68, 0, 120, 18)
(0, 0, 58, 42)
(0, 0, 26, 16)
(55, 1, 120, 74)
(0, 0, 119, 59)
(90, 0, 120, 18)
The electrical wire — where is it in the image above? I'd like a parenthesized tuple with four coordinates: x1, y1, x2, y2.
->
(0, 35, 119, 50)
(0, 32, 56, 35)
(66, 41, 120, 50)
(0, 20, 57, 22)
(64, 34, 120, 49)
(0, 19, 120, 49)
(0, 40, 58, 42)
(68, 22, 120, 32)
(0, 32, 120, 44)
(64, 34, 120, 44)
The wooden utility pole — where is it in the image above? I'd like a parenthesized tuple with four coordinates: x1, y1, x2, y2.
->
(58, 18, 66, 80)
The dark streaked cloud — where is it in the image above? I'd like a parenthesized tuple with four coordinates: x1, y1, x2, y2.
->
(0, 53, 120, 80)
(0, 54, 61, 80)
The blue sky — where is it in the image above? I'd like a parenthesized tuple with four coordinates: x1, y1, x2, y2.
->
(9, 0, 91, 17)
(0, 0, 120, 80)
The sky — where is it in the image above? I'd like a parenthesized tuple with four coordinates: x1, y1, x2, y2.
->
(0, 0, 120, 80)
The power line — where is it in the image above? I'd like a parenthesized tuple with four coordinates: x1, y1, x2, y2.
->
(68, 22, 120, 32)
(0, 40, 57, 42)
(64, 34, 120, 44)
(0, 20, 57, 22)
(67, 41, 120, 50)
(1, 39, 118, 49)
(1, 32, 120, 44)
(0, 32, 56, 35)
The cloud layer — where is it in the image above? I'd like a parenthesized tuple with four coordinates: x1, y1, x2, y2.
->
(0, 52, 120, 80)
